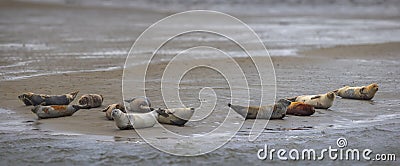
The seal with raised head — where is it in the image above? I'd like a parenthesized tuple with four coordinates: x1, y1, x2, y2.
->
(227, 99, 291, 119)
(111, 108, 168, 130)
(286, 102, 315, 116)
(334, 83, 378, 100)
(157, 107, 195, 126)
(101, 103, 126, 120)
(287, 91, 335, 109)
(18, 91, 79, 106)
(124, 96, 152, 113)
(78, 94, 103, 109)
(31, 105, 82, 119)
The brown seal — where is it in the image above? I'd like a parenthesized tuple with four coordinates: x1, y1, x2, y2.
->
(101, 103, 126, 120)
(31, 105, 82, 119)
(334, 83, 378, 100)
(228, 99, 291, 119)
(286, 102, 315, 116)
(78, 94, 103, 109)
(18, 91, 79, 106)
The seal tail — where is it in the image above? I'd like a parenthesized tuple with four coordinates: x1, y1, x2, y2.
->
(124, 98, 135, 103)
(332, 89, 339, 95)
(286, 96, 297, 102)
(69, 91, 80, 99)
(227, 103, 248, 118)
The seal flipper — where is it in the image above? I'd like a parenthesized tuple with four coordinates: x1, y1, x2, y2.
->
(286, 97, 297, 102)
(124, 98, 135, 103)
(170, 119, 185, 126)
(228, 103, 248, 118)
(311, 95, 321, 100)
(72, 105, 84, 111)
(101, 105, 110, 112)
(156, 108, 169, 118)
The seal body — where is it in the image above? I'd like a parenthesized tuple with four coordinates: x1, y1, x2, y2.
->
(289, 92, 335, 109)
(31, 105, 81, 119)
(78, 94, 103, 109)
(286, 102, 315, 116)
(101, 103, 126, 120)
(157, 107, 195, 126)
(334, 83, 378, 100)
(18, 91, 79, 106)
(111, 109, 168, 130)
(228, 99, 291, 119)
(124, 97, 152, 113)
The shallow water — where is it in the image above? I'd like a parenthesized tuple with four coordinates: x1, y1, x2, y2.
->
(0, 0, 400, 165)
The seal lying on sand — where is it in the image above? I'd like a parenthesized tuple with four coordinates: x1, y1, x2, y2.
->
(18, 91, 79, 106)
(124, 96, 153, 113)
(101, 103, 126, 120)
(157, 107, 195, 126)
(31, 105, 82, 119)
(111, 108, 168, 130)
(78, 94, 103, 109)
(334, 83, 378, 100)
(227, 99, 291, 119)
(286, 102, 315, 116)
(287, 91, 335, 109)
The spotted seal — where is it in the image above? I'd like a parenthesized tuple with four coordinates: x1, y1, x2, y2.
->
(227, 99, 291, 119)
(78, 94, 103, 109)
(287, 91, 335, 109)
(101, 103, 126, 120)
(31, 105, 82, 119)
(18, 91, 79, 106)
(334, 83, 378, 100)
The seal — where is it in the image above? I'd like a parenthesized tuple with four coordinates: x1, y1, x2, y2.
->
(334, 83, 378, 100)
(287, 91, 335, 109)
(124, 96, 152, 113)
(157, 107, 195, 126)
(101, 103, 126, 120)
(286, 102, 315, 116)
(31, 105, 82, 119)
(111, 108, 168, 130)
(227, 99, 291, 119)
(18, 91, 79, 106)
(78, 94, 103, 109)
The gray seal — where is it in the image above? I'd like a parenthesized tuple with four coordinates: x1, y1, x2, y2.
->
(124, 96, 152, 113)
(31, 105, 82, 119)
(157, 107, 195, 126)
(228, 99, 291, 119)
(18, 91, 79, 106)
(111, 108, 168, 130)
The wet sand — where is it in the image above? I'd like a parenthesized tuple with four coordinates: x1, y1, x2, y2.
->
(1, 42, 399, 139)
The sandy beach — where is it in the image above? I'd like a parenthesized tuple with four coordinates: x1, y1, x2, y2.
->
(0, 0, 399, 165)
